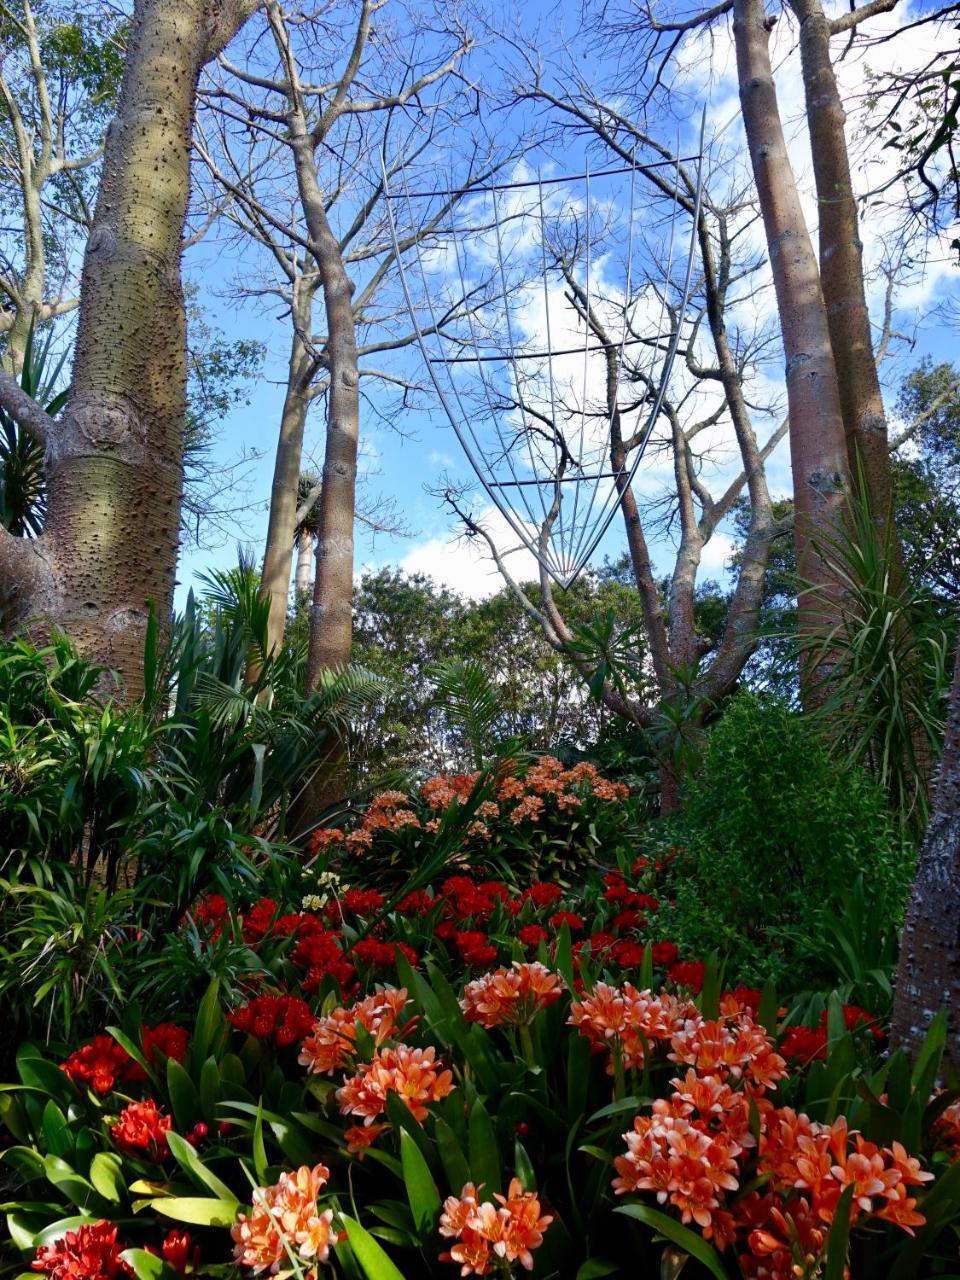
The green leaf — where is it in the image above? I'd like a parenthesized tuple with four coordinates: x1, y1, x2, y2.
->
(576, 1263, 621, 1279)
(888, 1161, 960, 1280)
(468, 1099, 500, 1199)
(588, 1096, 649, 1123)
(106, 1027, 157, 1090)
(614, 1204, 729, 1280)
(120, 1250, 181, 1280)
(434, 1118, 470, 1194)
(757, 978, 779, 1035)
(253, 1102, 268, 1182)
(42, 1156, 107, 1214)
(41, 1101, 72, 1159)
(89, 1152, 124, 1204)
(399, 1129, 441, 1234)
(150, 1196, 239, 1228)
(32, 1215, 100, 1246)
(336, 1214, 406, 1280)
(513, 1139, 536, 1192)
(189, 980, 223, 1075)
(824, 1185, 855, 1280)
(166, 1059, 202, 1133)
(165, 1131, 237, 1203)
(699, 953, 721, 1020)
(15, 1049, 73, 1105)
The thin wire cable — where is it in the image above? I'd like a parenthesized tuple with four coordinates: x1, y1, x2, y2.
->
(535, 171, 568, 575)
(446, 178, 546, 539)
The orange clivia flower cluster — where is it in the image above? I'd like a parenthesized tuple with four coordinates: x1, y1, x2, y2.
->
(461, 962, 564, 1029)
(569, 982, 696, 1071)
(298, 987, 413, 1076)
(932, 1096, 960, 1159)
(336, 1044, 454, 1125)
(612, 1004, 934, 1279)
(231, 1164, 338, 1277)
(439, 1179, 553, 1276)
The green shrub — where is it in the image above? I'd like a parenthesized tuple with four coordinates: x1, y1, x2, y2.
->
(656, 693, 914, 985)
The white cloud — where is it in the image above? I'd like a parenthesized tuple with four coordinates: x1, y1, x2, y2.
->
(396, 504, 543, 600)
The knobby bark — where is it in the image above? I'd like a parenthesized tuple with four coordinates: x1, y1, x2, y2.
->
(891, 648, 960, 1061)
(0, 0, 259, 692)
(732, 0, 851, 689)
(790, 0, 897, 523)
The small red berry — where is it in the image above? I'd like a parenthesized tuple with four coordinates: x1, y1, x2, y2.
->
(218, 1121, 233, 1137)
(516, 1121, 530, 1137)
(192, 1122, 209, 1140)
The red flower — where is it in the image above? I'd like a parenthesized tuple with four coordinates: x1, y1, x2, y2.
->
(610, 940, 647, 968)
(241, 899, 278, 943)
(146, 1232, 201, 1276)
(396, 890, 435, 915)
(454, 930, 498, 968)
(548, 911, 584, 932)
(135, 1023, 188, 1076)
(111, 1100, 171, 1157)
(61, 1036, 131, 1095)
(229, 995, 315, 1047)
(518, 924, 549, 948)
(651, 941, 679, 968)
(611, 909, 644, 933)
(32, 1221, 132, 1280)
(668, 960, 706, 994)
(188, 893, 229, 938)
(523, 883, 563, 909)
(343, 888, 386, 916)
(780, 1024, 828, 1063)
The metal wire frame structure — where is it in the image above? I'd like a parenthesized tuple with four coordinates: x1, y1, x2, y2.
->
(381, 131, 706, 590)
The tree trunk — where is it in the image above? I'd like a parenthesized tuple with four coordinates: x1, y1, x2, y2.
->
(891, 648, 960, 1061)
(295, 534, 314, 595)
(732, 0, 851, 695)
(259, 309, 316, 656)
(0, 0, 258, 693)
(268, 40, 360, 687)
(790, 0, 895, 514)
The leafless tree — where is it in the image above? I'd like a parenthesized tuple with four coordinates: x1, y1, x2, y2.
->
(196, 0, 521, 682)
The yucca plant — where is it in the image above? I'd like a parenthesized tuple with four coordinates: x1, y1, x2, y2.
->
(147, 557, 389, 838)
(0, 324, 69, 537)
(800, 479, 954, 836)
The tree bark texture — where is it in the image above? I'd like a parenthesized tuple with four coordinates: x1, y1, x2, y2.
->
(790, 0, 895, 516)
(292, 129, 360, 686)
(0, 0, 258, 692)
(295, 533, 314, 595)
(892, 649, 960, 1062)
(733, 0, 851, 688)
(259, 299, 317, 657)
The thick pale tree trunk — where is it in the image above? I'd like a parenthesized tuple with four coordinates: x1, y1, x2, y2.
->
(294, 134, 359, 687)
(267, 0, 360, 689)
(295, 535, 314, 595)
(892, 648, 960, 1061)
(259, 305, 317, 656)
(733, 0, 850, 689)
(0, 0, 258, 693)
(790, 0, 895, 515)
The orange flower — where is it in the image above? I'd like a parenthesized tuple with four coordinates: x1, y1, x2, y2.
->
(231, 1165, 338, 1275)
(344, 1123, 388, 1156)
(462, 962, 564, 1029)
(570, 983, 692, 1072)
(299, 988, 412, 1076)
(439, 1180, 552, 1275)
(336, 1044, 454, 1124)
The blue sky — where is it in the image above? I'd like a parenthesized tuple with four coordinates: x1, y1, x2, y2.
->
(174, 0, 959, 610)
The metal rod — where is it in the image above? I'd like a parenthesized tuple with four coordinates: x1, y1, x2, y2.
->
(427, 335, 686, 364)
(383, 158, 703, 199)
(489, 473, 625, 488)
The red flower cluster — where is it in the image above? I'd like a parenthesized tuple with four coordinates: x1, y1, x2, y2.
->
(62, 1024, 188, 1095)
(780, 1005, 883, 1064)
(146, 1232, 201, 1276)
(229, 995, 315, 1048)
(353, 938, 418, 971)
(32, 1222, 132, 1280)
(111, 1099, 172, 1158)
